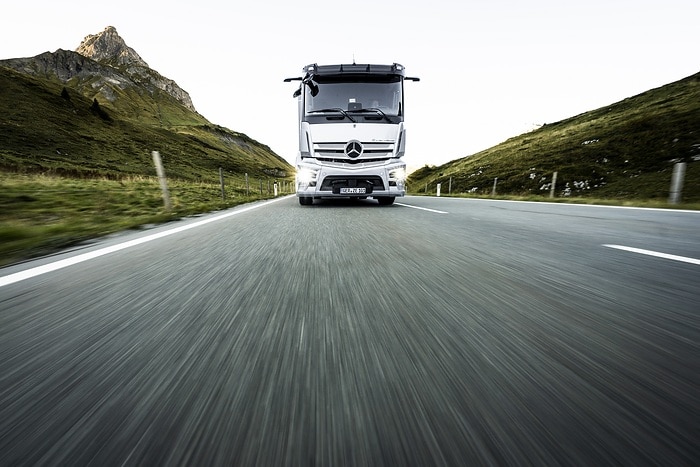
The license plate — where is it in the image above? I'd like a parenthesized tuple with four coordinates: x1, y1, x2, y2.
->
(340, 187, 366, 194)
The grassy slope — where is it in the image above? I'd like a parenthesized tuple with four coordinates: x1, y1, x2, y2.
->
(0, 66, 290, 180)
(408, 72, 700, 202)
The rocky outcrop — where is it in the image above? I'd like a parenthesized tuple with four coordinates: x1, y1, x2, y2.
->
(76, 26, 149, 68)
(76, 26, 195, 111)
(1, 49, 109, 82)
(0, 26, 195, 112)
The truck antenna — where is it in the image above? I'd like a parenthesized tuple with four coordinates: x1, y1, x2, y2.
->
(352, 53, 356, 65)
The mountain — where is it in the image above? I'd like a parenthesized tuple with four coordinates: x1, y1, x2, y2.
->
(408, 72, 700, 202)
(74, 26, 195, 111)
(77, 26, 150, 68)
(0, 26, 290, 179)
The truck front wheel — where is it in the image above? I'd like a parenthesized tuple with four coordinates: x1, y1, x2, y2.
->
(377, 197, 395, 206)
(299, 197, 313, 206)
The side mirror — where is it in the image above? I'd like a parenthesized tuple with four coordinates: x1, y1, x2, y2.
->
(287, 76, 319, 97)
(286, 76, 304, 98)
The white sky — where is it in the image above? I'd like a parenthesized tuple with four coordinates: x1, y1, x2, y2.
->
(2, 0, 698, 171)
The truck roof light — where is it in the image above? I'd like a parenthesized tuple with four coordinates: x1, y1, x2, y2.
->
(300, 63, 408, 77)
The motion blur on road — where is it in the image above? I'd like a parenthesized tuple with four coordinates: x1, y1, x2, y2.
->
(1, 196, 698, 465)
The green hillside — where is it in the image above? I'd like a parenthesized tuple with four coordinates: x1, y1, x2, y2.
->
(0, 58, 292, 267)
(0, 65, 290, 180)
(408, 72, 700, 203)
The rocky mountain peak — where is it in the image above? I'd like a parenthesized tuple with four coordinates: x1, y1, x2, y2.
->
(0, 26, 196, 113)
(76, 26, 149, 68)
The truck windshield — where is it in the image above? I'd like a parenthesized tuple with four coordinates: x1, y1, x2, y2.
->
(304, 75, 403, 118)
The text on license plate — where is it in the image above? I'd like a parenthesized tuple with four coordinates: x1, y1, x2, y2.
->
(340, 187, 366, 194)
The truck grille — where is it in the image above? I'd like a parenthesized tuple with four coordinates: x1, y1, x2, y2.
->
(319, 176, 386, 191)
(315, 157, 388, 164)
(313, 141, 394, 161)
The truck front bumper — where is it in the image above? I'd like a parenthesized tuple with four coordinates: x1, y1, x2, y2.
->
(296, 160, 406, 199)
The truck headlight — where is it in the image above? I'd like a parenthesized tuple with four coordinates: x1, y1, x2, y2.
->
(389, 167, 406, 182)
(296, 167, 318, 186)
(388, 167, 406, 189)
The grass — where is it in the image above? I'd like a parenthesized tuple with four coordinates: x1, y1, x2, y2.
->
(410, 157, 700, 208)
(408, 71, 700, 204)
(0, 173, 292, 267)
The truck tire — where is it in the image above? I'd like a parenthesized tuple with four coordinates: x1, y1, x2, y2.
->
(377, 197, 395, 206)
(299, 197, 313, 206)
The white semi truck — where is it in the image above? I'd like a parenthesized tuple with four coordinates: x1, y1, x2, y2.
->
(285, 63, 419, 205)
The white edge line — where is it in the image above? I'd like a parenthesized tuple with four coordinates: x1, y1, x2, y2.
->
(603, 244, 700, 266)
(395, 202, 448, 214)
(410, 196, 700, 214)
(0, 196, 291, 288)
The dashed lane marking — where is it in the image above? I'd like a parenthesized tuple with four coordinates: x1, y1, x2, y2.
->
(603, 244, 700, 266)
(396, 203, 448, 214)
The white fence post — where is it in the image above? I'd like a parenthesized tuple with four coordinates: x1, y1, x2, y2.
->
(668, 162, 686, 204)
(219, 167, 226, 201)
(151, 151, 172, 211)
(550, 171, 558, 199)
(436, 183, 441, 197)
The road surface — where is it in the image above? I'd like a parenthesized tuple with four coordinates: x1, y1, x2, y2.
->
(1, 196, 698, 465)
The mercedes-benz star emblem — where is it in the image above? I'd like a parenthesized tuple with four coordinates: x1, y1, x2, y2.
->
(345, 140, 363, 159)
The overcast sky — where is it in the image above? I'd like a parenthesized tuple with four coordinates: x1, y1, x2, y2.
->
(2, 0, 698, 171)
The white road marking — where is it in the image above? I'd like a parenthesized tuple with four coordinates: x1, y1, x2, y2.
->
(0, 196, 291, 288)
(396, 203, 448, 214)
(603, 244, 700, 266)
(425, 196, 700, 214)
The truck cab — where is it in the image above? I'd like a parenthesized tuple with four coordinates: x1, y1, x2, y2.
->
(285, 63, 419, 205)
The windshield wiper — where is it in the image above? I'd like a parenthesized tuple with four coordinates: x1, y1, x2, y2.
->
(307, 108, 356, 123)
(351, 108, 393, 123)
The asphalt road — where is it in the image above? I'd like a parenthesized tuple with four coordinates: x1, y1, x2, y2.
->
(1, 196, 698, 466)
